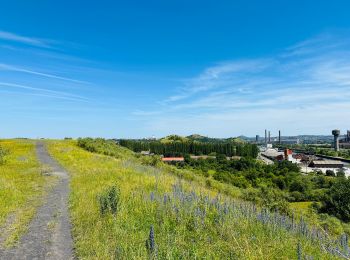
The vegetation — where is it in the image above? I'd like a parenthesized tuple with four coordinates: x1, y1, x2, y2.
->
(0, 145, 9, 164)
(316, 148, 350, 160)
(0, 140, 54, 247)
(47, 139, 349, 259)
(77, 137, 134, 159)
(98, 185, 121, 216)
(320, 178, 350, 222)
(119, 138, 259, 157)
(179, 156, 331, 202)
(276, 143, 350, 160)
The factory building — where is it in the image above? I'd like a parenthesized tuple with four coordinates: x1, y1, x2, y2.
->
(339, 130, 350, 149)
(309, 160, 344, 169)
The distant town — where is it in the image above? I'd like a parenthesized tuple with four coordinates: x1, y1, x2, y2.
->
(258, 129, 350, 176)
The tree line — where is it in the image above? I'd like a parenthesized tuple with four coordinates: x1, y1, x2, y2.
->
(118, 140, 259, 158)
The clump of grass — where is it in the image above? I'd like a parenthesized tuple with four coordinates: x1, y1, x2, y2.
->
(98, 185, 120, 216)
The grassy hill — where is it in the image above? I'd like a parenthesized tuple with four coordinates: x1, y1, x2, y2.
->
(160, 135, 190, 143)
(159, 134, 246, 144)
(45, 139, 347, 259)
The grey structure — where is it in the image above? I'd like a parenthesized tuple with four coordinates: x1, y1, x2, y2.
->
(278, 130, 281, 144)
(332, 129, 340, 151)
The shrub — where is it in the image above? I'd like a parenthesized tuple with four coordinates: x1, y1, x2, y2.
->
(289, 178, 310, 193)
(337, 169, 346, 178)
(140, 155, 161, 167)
(289, 191, 306, 202)
(0, 146, 9, 165)
(98, 185, 121, 216)
(326, 170, 335, 177)
(320, 178, 350, 222)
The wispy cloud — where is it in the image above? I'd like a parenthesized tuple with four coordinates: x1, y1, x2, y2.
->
(0, 30, 51, 48)
(134, 33, 350, 136)
(0, 82, 89, 102)
(0, 63, 89, 84)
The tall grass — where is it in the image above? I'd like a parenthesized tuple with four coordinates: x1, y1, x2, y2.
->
(47, 140, 347, 259)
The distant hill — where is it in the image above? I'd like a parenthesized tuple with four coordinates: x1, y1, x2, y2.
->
(160, 135, 190, 143)
(157, 134, 246, 144)
(226, 137, 246, 143)
(186, 134, 219, 143)
(120, 134, 247, 144)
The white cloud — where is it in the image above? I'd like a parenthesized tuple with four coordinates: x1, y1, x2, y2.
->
(0, 82, 89, 102)
(133, 33, 350, 136)
(0, 63, 89, 84)
(0, 30, 51, 48)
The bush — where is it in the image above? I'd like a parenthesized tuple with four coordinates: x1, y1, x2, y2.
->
(289, 191, 306, 202)
(213, 171, 250, 188)
(326, 170, 335, 177)
(0, 146, 9, 165)
(320, 178, 350, 222)
(337, 169, 346, 178)
(140, 155, 161, 167)
(289, 178, 310, 193)
(242, 187, 290, 214)
(98, 185, 121, 216)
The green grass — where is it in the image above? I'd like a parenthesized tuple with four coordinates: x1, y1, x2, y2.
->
(48, 140, 340, 259)
(0, 140, 55, 247)
(290, 202, 313, 213)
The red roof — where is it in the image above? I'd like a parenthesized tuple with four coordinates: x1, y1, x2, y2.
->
(162, 157, 184, 162)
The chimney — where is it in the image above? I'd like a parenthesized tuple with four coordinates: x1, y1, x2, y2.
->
(265, 129, 267, 144)
(279, 130, 281, 144)
(268, 131, 271, 143)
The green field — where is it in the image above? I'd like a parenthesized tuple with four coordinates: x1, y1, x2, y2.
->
(47, 140, 343, 259)
(0, 140, 55, 247)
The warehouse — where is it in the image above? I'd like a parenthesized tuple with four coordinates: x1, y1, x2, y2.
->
(309, 160, 344, 168)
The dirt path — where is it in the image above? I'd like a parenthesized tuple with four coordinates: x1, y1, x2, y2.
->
(0, 141, 73, 259)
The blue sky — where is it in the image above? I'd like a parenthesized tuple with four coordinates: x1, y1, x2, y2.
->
(1, 1, 350, 138)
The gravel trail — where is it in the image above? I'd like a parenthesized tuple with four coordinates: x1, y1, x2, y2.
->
(0, 141, 73, 259)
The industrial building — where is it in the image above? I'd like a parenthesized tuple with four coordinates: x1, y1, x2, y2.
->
(309, 160, 344, 169)
(339, 130, 350, 149)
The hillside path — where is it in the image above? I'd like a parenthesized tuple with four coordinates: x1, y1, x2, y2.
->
(0, 141, 74, 259)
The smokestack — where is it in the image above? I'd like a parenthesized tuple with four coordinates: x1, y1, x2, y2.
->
(347, 130, 350, 142)
(256, 135, 259, 143)
(265, 129, 267, 144)
(268, 131, 271, 143)
(332, 129, 340, 151)
(279, 130, 281, 144)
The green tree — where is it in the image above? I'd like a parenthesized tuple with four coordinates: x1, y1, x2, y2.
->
(320, 178, 350, 222)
